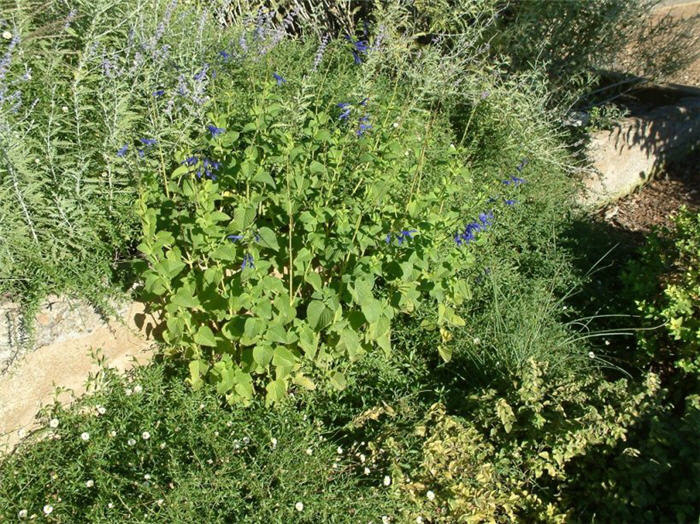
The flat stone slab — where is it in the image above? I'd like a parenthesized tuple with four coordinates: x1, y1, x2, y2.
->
(582, 97, 700, 208)
(0, 298, 158, 453)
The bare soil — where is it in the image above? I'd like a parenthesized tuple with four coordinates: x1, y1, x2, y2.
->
(598, 149, 700, 233)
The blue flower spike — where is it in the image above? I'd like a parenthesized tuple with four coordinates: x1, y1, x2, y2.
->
(227, 235, 243, 242)
(153, 89, 165, 97)
(117, 145, 128, 157)
(273, 72, 286, 85)
(241, 253, 255, 270)
(207, 124, 226, 138)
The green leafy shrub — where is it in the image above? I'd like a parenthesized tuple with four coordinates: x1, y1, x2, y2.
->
(624, 207, 700, 378)
(135, 41, 531, 403)
(394, 360, 661, 522)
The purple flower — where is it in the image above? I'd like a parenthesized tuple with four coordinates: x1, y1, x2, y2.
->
(352, 50, 362, 65)
(195, 158, 220, 180)
(312, 34, 330, 72)
(510, 176, 526, 186)
(505, 199, 517, 206)
(516, 158, 529, 172)
(153, 89, 165, 97)
(219, 50, 231, 61)
(138, 149, 145, 158)
(117, 145, 128, 157)
(359, 97, 369, 106)
(241, 253, 254, 270)
(479, 212, 493, 226)
(385, 233, 392, 244)
(183, 156, 198, 166)
(139, 138, 157, 146)
(339, 108, 351, 120)
(273, 72, 286, 85)
(194, 67, 208, 81)
(356, 122, 371, 137)
(227, 235, 243, 242)
(207, 124, 226, 137)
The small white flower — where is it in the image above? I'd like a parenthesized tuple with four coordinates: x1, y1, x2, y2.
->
(34, 158, 40, 164)
(199, 403, 205, 409)
(382, 516, 391, 524)
(142, 431, 150, 440)
(97, 406, 106, 415)
(43, 505, 53, 515)
(383, 475, 392, 486)
(416, 517, 424, 524)
(337, 446, 343, 455)
(473, 337, 481, 345)
(125, 388, 133, 396)
(364, 467, 370, 475)
(332, 462, 339, 469)
(392, 122, 399, 128)
(108, 503, 114, 509)
(2, 31, 12, 40)
(242, 436, 250, 445)
(588, 351, 595, 359)
(18, 509, 28, 519)
(207, 459, 213, 464)
(226, 421, 232, 427)
(157, 499, 164, 506)
(61, 105, 68, 113)
(86, 479, 94, 488)
(133, 384, 143, 394)
(80, 432, 90, 441)
(306, 447, 313, 455)
(160, 442, 166, 449)
(295, 501, 304, 512)
(360, 453, 366, 463)
(109, 430, 117, 437)
(144, 474, 151, 480)
(214, 431, 219, 437)
(49, 418, 59, 428)
(450, 143, 455, 149)
(17, 428, 26, 438)
(605, 340, 610, 346)
(426, 490, 436, 501)
(128, 438, 136, 446)
(271, 437, 278, 449)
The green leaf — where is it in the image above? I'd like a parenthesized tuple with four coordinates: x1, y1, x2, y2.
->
(187, 360, 207, 390)
(272, 346, 297, 368)
(305, 271, 322, 292)
(233, 205, 256, 230)
(292, 373, 316, 390)
(213, 360, 235, 394)
(306, 300, 326, 330)
(330, 371, 347, 391)
(309, 160, 326, 175)
(253, 344, 274, 367)
(172, 283, 200, 309)
(361, 299, 382, 324)
(297, 324, 318, 358)
(233, 370, 253, 400)
(252, 169, 276, 188)
(257, 227, 280, 251)
(194, 325, 217, 347)
(438, 344, 453, 363)
(265, 379, 287, 405)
